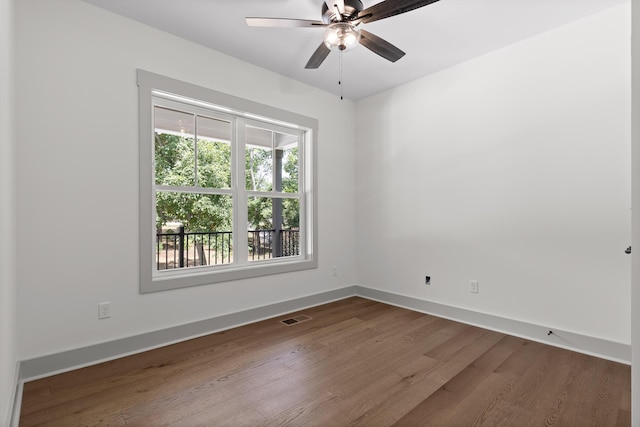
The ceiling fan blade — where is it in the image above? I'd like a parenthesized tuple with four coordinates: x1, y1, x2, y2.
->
(359, 29, 405, 62)
(246, 17, 326, 28)
(354, 0, 440, 25)
(305, 42, 332, 69)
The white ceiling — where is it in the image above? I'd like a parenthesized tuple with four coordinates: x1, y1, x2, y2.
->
(84, 0, 627, 101)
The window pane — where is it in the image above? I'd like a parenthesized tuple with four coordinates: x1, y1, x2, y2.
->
(154, 107, 195, 186)
(155, 192, 233, 270)
(246, 126, 273, 191)
(197, 116, 232, 189)
(279, 145, 299, 193)
(247, 196, 300, 262)
(246, 147, 272, 192)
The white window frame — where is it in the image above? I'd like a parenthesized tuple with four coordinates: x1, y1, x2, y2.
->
(138, 70, 318, 293)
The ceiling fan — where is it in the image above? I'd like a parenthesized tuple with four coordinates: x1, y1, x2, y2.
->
(246, 0, 441, 69)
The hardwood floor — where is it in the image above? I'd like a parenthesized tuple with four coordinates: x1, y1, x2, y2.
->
(19, 297, 631, 426)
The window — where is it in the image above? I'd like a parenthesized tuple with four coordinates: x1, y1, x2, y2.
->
(138, 70, 317, 293)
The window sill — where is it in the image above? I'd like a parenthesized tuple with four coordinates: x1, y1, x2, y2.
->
(141, 257, 318, 293)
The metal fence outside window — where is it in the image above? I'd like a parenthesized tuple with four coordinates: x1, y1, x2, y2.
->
(156, 226, 300, 270)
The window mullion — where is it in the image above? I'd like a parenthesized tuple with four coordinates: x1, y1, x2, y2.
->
(234, 118, 248, 265)
(194, 113, 200, 187)
(155, 185, 232, 195)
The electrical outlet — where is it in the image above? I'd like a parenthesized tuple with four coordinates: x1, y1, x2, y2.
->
(470, 280, 479, 293)
(425, 276, 431, 285)
(332, 266, 338, 276)
(98, 302, 111, 319)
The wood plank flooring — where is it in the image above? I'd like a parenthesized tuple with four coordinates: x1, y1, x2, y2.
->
(19, 297, 631, 426)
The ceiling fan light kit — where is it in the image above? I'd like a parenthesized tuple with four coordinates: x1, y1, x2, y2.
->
(324, 23, 361, 51)
(246, 0, 441, 69)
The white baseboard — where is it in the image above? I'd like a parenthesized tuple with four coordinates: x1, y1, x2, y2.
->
(8, 361, 21, 427)
(355, 285, 631, 364)
(17, 284, 630, 387)
(19, 286, 357, 382)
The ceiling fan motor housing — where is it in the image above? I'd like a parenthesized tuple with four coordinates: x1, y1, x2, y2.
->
(322, 0, 364, 24)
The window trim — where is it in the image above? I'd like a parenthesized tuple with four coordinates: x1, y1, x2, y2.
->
(138, 70, 318, 293)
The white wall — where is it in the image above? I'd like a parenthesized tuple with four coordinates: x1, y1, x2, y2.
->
(0, 0, 16, 422)
(15, 0, 357, 360)
(356, 5, 631, 344)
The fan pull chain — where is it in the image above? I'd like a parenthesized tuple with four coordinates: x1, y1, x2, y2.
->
(339, 50, 343, 100)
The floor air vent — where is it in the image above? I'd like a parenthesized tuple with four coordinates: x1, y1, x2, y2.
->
(280, 315, 312, 326)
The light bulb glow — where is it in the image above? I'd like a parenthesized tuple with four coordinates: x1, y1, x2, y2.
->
(323, 23, 361, 51)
